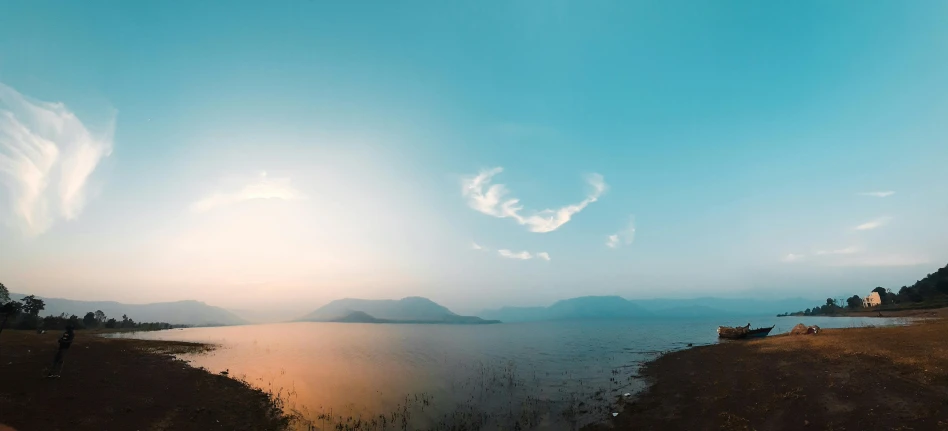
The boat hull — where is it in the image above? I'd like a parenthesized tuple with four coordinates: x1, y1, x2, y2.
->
(744, 326, 775, 338)
(717, 325, 774, 340)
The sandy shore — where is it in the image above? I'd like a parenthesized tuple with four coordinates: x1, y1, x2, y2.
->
(0, 330, 290, 431)
(587, 308, 948, 431)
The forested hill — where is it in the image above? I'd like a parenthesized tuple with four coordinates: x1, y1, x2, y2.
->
(8, 293, 246, 326)
(782, 262, 948, 316)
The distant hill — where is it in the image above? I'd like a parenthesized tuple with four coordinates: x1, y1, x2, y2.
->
(630, 297, 818, 317)
(479, 296, 651, 322)
(299, 297, 499, 324)
(332, 311, 385, 323)
(10, 293, 246, 326)
(478, 296, 817, 322)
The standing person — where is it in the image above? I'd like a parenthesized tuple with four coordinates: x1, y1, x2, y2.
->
(47, 325, 74, 377)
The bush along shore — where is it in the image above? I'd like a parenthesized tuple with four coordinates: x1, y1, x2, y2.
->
(586, 308, 948, 431)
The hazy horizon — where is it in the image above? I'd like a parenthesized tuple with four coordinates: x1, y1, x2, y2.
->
(2, 1, 948, 314)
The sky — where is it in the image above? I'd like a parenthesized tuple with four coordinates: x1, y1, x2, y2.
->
(1, 1, 947, 314)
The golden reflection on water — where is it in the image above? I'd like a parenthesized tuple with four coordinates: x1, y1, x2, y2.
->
(167, 323, 448, 419)
(124, 321, 649, 429)
(119, 317, 899, 430)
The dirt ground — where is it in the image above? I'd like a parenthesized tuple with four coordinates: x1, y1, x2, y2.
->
(588, 310, 948, 431)
(0, 330, 289, 431)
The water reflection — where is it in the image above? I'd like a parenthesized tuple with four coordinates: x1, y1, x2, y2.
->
(112, 316, 908, 430)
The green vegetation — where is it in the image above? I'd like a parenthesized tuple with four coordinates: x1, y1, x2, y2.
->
(779, 262, 948, 316)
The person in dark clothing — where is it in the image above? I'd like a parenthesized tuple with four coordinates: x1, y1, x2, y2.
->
(47, 325, 74, 377)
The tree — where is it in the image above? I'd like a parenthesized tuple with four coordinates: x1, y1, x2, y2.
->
(0, 282, 9, 303)
(937, 278, 948, 295)
(846, 295, 863, 309)
(871, 287, 888, 304)
(94, 310, 106, 323)
(83, 312, 97, 327)
(0, 301, 22, 335)
(105, 318, 117, 328)
(824, 298, 838, 315)
(20, 295, 45, 316)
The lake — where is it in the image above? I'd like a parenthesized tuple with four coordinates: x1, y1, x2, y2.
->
(112, 316, 908, 430)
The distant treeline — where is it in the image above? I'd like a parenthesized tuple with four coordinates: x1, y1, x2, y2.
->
(779, 263, 948, 316)
(1, 285, 185, 333)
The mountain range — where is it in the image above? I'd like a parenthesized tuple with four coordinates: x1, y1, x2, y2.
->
(478, 296, 817, 322)
(8, 292, 818, 326)
(297, 297, 499, 324)
(9, 293, 246, 326)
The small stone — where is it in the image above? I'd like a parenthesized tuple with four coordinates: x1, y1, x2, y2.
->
(804, 420, 809, 426)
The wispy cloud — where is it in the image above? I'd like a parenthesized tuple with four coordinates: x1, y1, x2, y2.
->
(461, 167, 606, 233)
(781, 253, 805, 263)
(828, 254, 929, 267)
(471, 242, 485, 251)
(497, 249, 551, 261)
(858, 191, 895, 198)
(0, 82, 114, 235)
(814, 246, 860, 256)
(190, 171, 302, 213)
(498, 249, 533, 260)
(854, 217, 891, 231)
(783, 245, 925, 267)
(606, 235, 620, 248)
(606, 217, 636, 248)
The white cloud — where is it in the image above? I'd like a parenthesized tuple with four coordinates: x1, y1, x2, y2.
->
(496, 249, 551, 261)
(498, 249, 533, 260)
(606, 217, 636, 248)
(190, 171, 302, 213)
(471, 242, 485, 251)
(606, 234, 620, 248)
(858, 191, 895, 198)
(828, 254, 929, 267)
(854, 217, 891, 231)
(781, 253, 805, 263)
(461, 167, 606, 233)
(814, 246, 860, 256)
(0, 82, 114, 235)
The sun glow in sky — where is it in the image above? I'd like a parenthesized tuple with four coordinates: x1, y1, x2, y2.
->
(2, 1, 947, 313)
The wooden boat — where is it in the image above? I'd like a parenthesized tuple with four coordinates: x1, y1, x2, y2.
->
(717, 324, 775, 340)
(745, 325, 775, 338)
(717, 323, 750, 339)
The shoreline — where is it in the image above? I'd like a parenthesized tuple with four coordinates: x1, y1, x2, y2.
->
(4, 310, 946, 431)
(781, 306, 947, 319)
(0, 330, 291, 431)
(586, 307, 948, 430)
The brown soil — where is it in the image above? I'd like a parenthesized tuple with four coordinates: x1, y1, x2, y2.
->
(0, 330, 289, 431)
(587, 311, 948, 431)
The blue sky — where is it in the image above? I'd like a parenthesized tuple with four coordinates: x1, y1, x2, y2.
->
(1, 1, 947, 312)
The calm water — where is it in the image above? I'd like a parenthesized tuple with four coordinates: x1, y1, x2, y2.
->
(113, 316, 908, 430)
